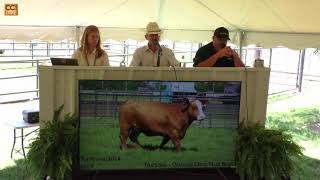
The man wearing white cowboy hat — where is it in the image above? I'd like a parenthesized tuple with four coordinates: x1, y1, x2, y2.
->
(130, 22, 180, 67)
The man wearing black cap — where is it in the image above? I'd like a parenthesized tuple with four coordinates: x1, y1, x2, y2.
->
(193, 27, 245, 67)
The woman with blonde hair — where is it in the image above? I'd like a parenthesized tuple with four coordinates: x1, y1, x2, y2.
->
(72, 25, 109, 66)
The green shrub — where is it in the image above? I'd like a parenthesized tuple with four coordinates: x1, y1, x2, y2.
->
(236, 123, 303, 180)
(27, 105, 78, 180)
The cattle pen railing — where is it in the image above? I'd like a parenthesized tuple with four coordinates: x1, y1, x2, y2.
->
(79, 91, 240, 129)
(3, 43, 319, 104)
(0, 52, 193, 103)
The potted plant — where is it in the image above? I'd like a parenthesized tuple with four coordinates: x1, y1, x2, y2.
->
(27, 105, 78, 180)
(235, 123, 303, 180)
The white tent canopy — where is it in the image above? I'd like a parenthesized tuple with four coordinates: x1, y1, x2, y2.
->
(1, 0, 320, 49)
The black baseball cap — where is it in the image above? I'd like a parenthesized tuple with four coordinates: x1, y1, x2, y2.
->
(213, 27, 230, 40)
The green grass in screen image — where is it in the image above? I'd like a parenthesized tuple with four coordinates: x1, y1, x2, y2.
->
(79, 117, 237, 170)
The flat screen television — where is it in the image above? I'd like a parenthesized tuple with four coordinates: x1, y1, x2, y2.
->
(76, 80, 241, 179)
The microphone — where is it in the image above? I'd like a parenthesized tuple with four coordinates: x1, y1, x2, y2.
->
(156, 41, 162, 54)
(220, 44, 232, 61)
(156, 41, 162, 67)
(220, 43, 233, 61)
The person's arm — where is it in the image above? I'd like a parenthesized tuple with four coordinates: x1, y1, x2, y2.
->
(72, 49, 78, 59)
(195, 53, 220, 67)
(194, 48, 233, 67)
(95, 51, 109, 66)
(167, 50, 180, 67)
(193, 49, 204, 67)
(231, 50, 245, 67)
(234, 56, 245, 67)
(129, 50, 141, 66)
(104, 52, 110, 66)
(72, 49, 81, 65)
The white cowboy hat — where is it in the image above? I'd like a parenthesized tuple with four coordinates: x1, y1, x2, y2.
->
(145, 22, 162, 35)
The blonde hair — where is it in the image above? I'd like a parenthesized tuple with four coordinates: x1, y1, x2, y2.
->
(80, 25, 104, 60)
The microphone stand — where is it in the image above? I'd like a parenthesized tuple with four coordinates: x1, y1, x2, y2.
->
(156, 42, 162, 67)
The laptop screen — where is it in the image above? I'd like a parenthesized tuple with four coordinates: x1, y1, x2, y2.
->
(50, 58, 78, 66)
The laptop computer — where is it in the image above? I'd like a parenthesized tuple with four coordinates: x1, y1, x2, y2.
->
(50, 58, 78, 66)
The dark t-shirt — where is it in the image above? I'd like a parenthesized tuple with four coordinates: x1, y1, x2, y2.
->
(193, 42, 235, 67)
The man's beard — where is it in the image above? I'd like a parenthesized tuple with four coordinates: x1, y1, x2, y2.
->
(220, 43, 227, 48)
(152, 40, 159, 45)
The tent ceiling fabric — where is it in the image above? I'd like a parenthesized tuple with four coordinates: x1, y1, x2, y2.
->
(0, 26, 77, 41)
(1, 0, 320, 49)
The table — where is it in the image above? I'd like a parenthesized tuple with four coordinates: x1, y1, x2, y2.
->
(7, 120, 39, 159)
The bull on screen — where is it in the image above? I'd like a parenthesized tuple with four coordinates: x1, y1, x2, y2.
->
(78, 80, 241, 170)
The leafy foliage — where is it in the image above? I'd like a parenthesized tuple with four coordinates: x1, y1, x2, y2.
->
(267, 107, 320, 140)
(27, 105, 78, 180)
(235, 123, 303, 180)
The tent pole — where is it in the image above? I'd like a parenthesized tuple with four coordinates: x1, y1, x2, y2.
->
(76, 26, 80, 48)
(268, 49, 272, 68)
(298, 49, 306, 92)
(296, 50, 302, 88)
(244, 48, 247, 65)
(239, 31, 244, 61)
(157, 0, 166, 25)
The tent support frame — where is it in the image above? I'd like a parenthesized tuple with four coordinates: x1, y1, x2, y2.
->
(297, 49, 306, 92)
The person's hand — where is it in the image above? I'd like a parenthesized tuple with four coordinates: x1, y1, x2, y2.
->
(216, 47, 233, 58)
(229, 48, 240, 58)
(231, 50, 245, 67)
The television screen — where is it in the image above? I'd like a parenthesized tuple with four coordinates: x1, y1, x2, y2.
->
(78, 80, 241, 171)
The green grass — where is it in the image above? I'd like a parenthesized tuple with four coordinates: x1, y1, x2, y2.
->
(291, 155, 320, 179)
(2, 106, 319, 178)
(79, 118, 237, 170)
(0, 65, 37, 74)
(0, 159, 33, 180)
(266, 106, 320, 179)
(268, 92, 296, 104)
(3, 155, 318, 179)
